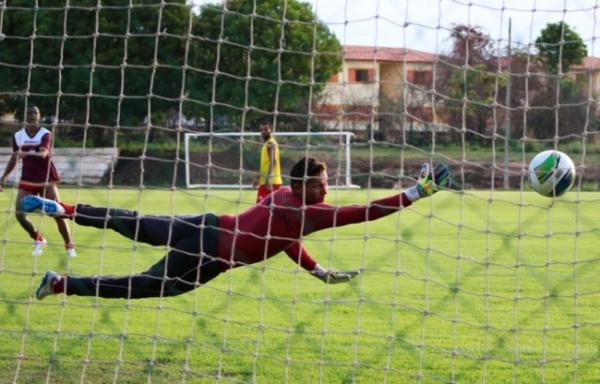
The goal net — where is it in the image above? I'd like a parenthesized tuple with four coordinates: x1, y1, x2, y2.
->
(0, 0, 599, 383)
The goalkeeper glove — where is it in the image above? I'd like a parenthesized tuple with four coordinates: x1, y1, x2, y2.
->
(406, 162, 450, 201)
(310, 264, 360, 284)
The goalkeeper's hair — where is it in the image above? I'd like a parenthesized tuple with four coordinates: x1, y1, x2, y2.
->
(290, 157, 327, 187)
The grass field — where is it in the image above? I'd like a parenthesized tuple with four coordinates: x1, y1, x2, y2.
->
(0, 187, 599, 383)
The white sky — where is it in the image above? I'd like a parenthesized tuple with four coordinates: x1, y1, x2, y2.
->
(192, 0, 600, 56)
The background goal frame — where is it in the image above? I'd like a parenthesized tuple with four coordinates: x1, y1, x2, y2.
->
(184, 131, 358, 189)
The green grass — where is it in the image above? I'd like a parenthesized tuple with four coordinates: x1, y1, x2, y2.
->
(0, 188, 599, 383)
(350, 140, 600, 164)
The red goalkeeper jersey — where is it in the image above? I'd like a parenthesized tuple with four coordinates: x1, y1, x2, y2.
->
(217, 186, 413, 271)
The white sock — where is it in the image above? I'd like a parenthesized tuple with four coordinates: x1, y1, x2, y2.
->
(404, 186, 421, 203)
(311, 263, 328, 277)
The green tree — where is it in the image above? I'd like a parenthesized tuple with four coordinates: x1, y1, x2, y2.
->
(189, 0, 342, 128)
(527, 78, 594, 139)
(446, 63, 502, 139)
(535, 21, 587, 73)
(495, 50, 544, 139)
(438, 25, 501, 141)
(0, 0, 197, 132)
(530, 22, 592, 138)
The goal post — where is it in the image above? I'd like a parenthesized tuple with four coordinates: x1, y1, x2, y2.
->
(184, 131, 359, 189)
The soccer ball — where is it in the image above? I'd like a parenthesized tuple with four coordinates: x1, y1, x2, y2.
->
(528, 150, 576, 197)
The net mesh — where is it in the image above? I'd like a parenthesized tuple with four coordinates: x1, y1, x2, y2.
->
(0, 0, 599, 383)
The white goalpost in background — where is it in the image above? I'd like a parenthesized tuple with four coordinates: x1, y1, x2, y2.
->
(184, 131, 357, 189)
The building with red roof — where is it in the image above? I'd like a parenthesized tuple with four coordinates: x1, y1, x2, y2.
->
(316, 45, 439, 132)
(315, 45, 600, 134)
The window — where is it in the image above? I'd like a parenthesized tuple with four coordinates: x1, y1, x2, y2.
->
(348, 68, 375, 83)
(408, 70, 433, 86)
(355, 69, 370, 82)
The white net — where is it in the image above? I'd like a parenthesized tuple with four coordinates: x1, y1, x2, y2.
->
(0, 0, 599, 383)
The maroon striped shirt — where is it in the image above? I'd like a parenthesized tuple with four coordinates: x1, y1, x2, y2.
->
(13, 127, 60, 184)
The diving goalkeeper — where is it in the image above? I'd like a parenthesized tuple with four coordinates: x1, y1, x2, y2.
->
(24, 157, 450, 300)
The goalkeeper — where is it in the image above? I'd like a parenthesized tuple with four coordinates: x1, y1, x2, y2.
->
(24, 157, 450, 300)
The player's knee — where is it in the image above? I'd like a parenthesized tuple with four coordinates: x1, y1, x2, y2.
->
(163, 280, 196, 297)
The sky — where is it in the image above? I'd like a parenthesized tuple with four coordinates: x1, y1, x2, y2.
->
(192, 0, 600, 56)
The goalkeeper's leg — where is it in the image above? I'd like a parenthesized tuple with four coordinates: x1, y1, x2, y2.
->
(74, 205, 210, 246)
(20, 196, 214, 247)
(35, 215, 222, 300)
(41, 236, 222, 299)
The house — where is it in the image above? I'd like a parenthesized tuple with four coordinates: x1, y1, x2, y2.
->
(316, 45, 437, 131)
(316, 45, 600, 133)
(571, 56, 600, 107)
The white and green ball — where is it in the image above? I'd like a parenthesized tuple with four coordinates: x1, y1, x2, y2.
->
(528, 150, 576, 197)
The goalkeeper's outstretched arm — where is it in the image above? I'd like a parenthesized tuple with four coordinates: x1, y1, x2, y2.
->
(284, 241, 360, 284)
(299, 161, 451, 232)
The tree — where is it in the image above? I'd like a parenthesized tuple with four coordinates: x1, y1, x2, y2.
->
(530, 22, 591, 138)
(494, 50, 544, 137)
(445, 63, 502, 140)
(0, 0, 202, 132)
(527, 78, 594, 139)
(535, 21, 587, 73)
(437, 25, 500, 140)
(448, 24, 494, 66)
(188, 0, 342, 128)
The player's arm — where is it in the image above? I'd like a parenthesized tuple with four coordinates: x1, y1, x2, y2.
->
(302, 194, 413, 232)
(253, 146, 261, 188)
(20, 133, 51, 159)
(284, 241, 360, 284)
(0, 137, 20, 191)
(266, 142, 276, 190)
(305, 163, 451, 230)
(20, 148, 49, 159)
(0, 153, 18, 191)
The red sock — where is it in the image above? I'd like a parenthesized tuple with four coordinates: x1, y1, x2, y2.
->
(60, 203, 75, 216)
(32, 231, 44, 241)
(53, 276, 65, 294)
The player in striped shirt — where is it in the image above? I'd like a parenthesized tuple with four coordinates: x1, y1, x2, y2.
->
(0, 106, 76, 257)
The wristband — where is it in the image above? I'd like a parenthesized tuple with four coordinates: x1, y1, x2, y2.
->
(311, 263, 328, 277)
